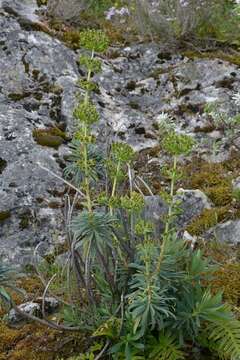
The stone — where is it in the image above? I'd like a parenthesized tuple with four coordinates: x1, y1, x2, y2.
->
(8, 297, 59, 323)
(143, 196, 168, 237)
(36, 296, 59, 312)
(8, 302, 41, 323)
(174, 189, 212, 228)
(207, 220, 240, 244)
(233, 177, 240, 191)
(47, 0, 88, 23)
(0, 0, 79, 265)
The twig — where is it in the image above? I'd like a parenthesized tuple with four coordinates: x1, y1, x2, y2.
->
(136, 175, 154, 196)
(37, 162, 86, 198)
(94, 340, 110, 360)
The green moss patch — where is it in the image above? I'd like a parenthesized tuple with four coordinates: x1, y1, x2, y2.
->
(183, 160, 233, 207)
(0, 211, 11, 222)
(32, 127, 68, 149)
(0, 158, 7, 174)
(186, 206, 231, 236)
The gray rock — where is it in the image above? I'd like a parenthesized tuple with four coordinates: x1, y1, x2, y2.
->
(2, 0, 40, 26)
(207, 220, 240, 244)
(233, 177, 240, 191)
(143, 195, 168, 237)
(174, 189, 212, 228)
(8, 301, 41, 323)
(36, 296, 59, 312)
(0, 1, 79, 265)
(8, 297, 59, 323)
(47, 0, 88, 22)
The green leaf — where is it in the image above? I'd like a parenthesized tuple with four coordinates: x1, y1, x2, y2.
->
(148, 332, 185, 360)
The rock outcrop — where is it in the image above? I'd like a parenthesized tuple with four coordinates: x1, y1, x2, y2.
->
(1, 0, 240, 265)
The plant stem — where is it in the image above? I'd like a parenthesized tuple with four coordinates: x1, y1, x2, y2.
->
(110, 160, 121, 215)
(84, 49, 95, 105)
(155, 156, 178, 276)
(83, 124, 92, 212)
(111, 160, 121, 198)
(82, 50, 95, 212)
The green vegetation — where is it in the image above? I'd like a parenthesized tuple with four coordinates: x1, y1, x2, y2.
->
(26, 30, 240, 359)
(0, 211, 11, 222)
(2, 18, 240, 358)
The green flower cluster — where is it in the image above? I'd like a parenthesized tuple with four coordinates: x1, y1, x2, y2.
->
(120, 192, 144, 213)
(73, 101, 100, 125)
(79, 29, 109, 53)
(162, 131, 195, 156)
(79, 55, 102, 73)
(111, 142, 135, 163)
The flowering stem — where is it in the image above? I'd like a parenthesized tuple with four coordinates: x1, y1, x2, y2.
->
(155, 156, 178, 277)
(83, 124, 92, 213)
(110, 160, 121, 215)
(84, 50, 95, 105)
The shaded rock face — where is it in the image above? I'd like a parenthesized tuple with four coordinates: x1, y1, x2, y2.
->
(1, 0, 240, 265)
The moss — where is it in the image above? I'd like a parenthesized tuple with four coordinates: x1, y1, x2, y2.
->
(17, 276, 43, 296)
(175, 103, 205, 116)
(186, 207, 230, 236)
(36, 0, 47, 6)
(213, 263, 240, 307)
(193, 124, 216, 133)
(34, 134, 63, 149)
(0, 158, 7, 174)
(0, 274, 84, 359)
(32, 127, 68, 149)
(201, 241, 240, 308)
(63, 30, 81, 50)
(8, 92, 31, 101)
(0, 321, 85, 360)
(48, 200, 63, 209)
(149, 67, 170, 79)
(101, 21, 126, 44)
(183, 161, 233, 207)
(19, 211, 32, 230)
(182, 49, 240, 66)
(32, 69, 40, 80)
(128, 101, 140, 110)
(125, 80, 136, 91)
(206, 185, 233, 206)
(0, 211, 11, 222)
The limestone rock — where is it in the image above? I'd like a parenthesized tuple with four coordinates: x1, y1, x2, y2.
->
(207, 220, 240, 244)
(143, 195, 168, 237)
(47, 0, 88, 22)
(8, 297, 59, 323)
(174, 189, 212, 228)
